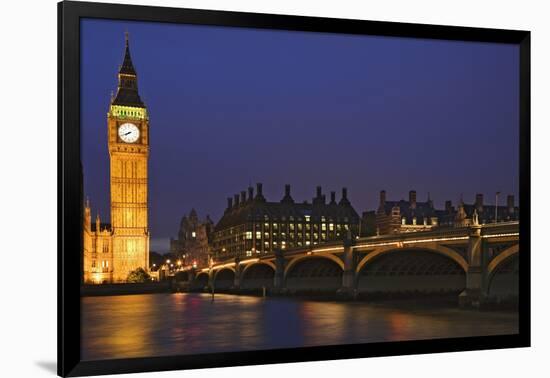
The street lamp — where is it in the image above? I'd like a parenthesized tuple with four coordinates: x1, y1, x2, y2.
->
(495, 191, 501, 223)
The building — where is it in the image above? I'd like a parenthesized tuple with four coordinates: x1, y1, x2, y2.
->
(376, 190, 444, 235)
(170, 209, 214, 268)
(83, 33, 150, 284)
(211, 183, 360, 261)
(452, 193, 519, 227)
(374, 190, 519, 235)
(82, 201, 113, 284)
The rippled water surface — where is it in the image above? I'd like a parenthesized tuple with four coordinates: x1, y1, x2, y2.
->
(81, 293, 518, 361)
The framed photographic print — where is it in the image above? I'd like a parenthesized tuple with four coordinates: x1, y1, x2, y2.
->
(58, 1, 530, 376)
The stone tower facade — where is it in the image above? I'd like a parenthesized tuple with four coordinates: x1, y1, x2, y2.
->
(83, 33, 150, 283)
(107, 33, 150, 282)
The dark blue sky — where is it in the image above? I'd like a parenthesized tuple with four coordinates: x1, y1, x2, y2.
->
(81, 18, 519, 251)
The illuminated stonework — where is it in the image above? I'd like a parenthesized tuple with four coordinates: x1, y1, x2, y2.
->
(83, 34, 150, 284)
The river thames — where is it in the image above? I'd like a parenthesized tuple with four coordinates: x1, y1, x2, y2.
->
(81, 293, 518, 361)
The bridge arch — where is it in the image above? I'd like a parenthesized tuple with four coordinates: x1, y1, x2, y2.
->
(241, 261, 276, 277)
(356, 245, 468, 274)
(486, 244, 519, 298)
(487, 244, 519, 278)
(240, 262, 276, 290)
(284, 254, 344, 292)
(213, 268, 235, 290)
(191, 272, 209, 290)
(356, 246, 467, 294)
(284, 253, 344, 279)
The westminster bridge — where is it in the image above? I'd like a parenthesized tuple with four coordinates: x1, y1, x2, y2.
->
(177, 222, 519, 306)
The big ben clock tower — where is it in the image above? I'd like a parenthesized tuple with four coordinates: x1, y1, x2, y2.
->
(108, 33, 150, 282)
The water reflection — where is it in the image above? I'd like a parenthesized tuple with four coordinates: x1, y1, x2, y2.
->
(81, 293, 518, 361)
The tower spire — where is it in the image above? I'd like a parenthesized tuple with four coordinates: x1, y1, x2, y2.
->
(111, 31, 144, 107)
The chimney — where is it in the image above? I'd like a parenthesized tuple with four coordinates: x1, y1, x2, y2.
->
(475, 193, 484, 209)
(234, 194, 239, 206)
(380, 190, 386, 205)
(330, 191, 336, 204)
(339, 187, 350, 206)
(240, 191, 246, 204)
(227, 197, 233, 210)
(409, 190, 417, 209)
(445, 200, 452, 213)
(507, 195, 515, 211)
(248, 186, 254, 201)
(281, 184, 294, 203)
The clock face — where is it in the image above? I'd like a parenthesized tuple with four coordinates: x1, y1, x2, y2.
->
(118, 123, 140, 143)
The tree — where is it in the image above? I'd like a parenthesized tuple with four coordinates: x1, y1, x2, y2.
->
(127, 267, 151, 283)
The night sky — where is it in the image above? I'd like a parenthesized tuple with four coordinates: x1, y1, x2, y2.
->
(81, 18, 519, 252)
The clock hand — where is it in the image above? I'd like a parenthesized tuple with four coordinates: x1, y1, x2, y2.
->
(123, 131, 132, 136)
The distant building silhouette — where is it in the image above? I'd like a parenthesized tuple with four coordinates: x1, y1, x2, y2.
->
(374, 190, 519, 235)
(170, 209, 214, 268)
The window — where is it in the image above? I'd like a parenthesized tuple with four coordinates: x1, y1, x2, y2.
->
(329, 223, 334, 231)
(246, 250, 252, 256)
(256, 231, 262, 239)
(306, 241, 311, 246)
(322, 223, 327, 231)
(246, 231, 252, 240)
(305, 215, 311, 222)
(191, 231, 196, 238)
(402, 218, 406, 225)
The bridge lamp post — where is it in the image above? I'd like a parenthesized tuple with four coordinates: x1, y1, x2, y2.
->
(495, 191, 500, 223)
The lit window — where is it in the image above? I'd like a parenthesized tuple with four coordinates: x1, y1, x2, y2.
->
(246, 250, 252, 256)
(246, 231, 252, 240)
(322, 223, 327, 231)
(413, 217, 417, 225)
(306, 241, 311, 246)
(192, 231, 196, 238)
(402, 218, 406, 225)
(329, 223, 334, 231)
(305, 215, 311, 222)
(256, 231, 262, 239)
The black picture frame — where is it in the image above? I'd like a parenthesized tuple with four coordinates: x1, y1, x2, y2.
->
(58, 1, 531, 376)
